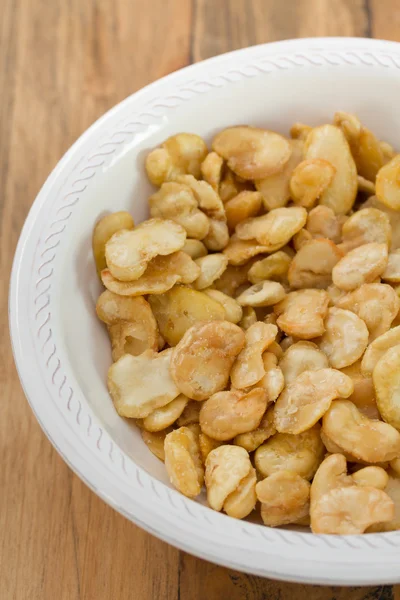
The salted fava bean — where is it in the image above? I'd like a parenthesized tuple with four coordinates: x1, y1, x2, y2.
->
(352, 466, 389, 490)
(107, 349, 180, 418)
(223, 467, 257, 519)
(205, 445, 252, 511)
(318, 307, 369, 369)
(236, 206, 307, 251)
(255, 139, 304, 210)
(212, 126, 292, 180)
(108, 320, 158, 361)
(223, 235, 271, 266)
(290, 159, 336, 209)
(234, 406, 276, 452)
(274, 369, 354, 435)
(177, 400, 204, 426)
(368, 475, 400, 532)
(96, 290, 156, 328)
(357, 175, 376, 195)
(170, 321, 245, 400)
(254, 425, 325, 480)
(258, 353, 285, 402)
(256, 471, 310, 527)
(322, 400, 400, 463)
(382, 250, 400, 282)
(182, 239, 208, 259)
(376, 154, 400, 210)
(279, 341, 329, 385)
(145, 133, 208, 185)
(200, 388, 268, 441)
(231, 323, 278, 389)
(149, 183, 210, 240)
(312, 484, 394, 534)
(142, 395, 189, 432)
(373, 344, 400, 430)
(334, 112, 384, 182)
(304, 125, 357, 215)
(361, 326, 400, 376)
(236, 281, 286, 308)
(306, 206, 344, 244)
(339, 208, 391, 252)
(141, 428, 172, 461)
(203, 289, 243, 323)
(238, 306, 257, 330)
(101, 251, 200, 296)
(225, 191, 262, 232)
(194, 254, 228, 290)
(310, 453, 394, 534)
(381, 141, 396, 162)
(332, 243, 388, 291)
(247, 251, 291, 285)
(288, 239, 343, 289)
(105, 218, 186, 281)
(340, 361, 380, 420)
(336, 283, 399, 341)
(201, 151, 224, 191)
(274, 289, 329, 339)
(164, 426, 204, 498)
(149, 286, 225, 346)
(93, 212, 135, 277)
(199, 432, 223, 463)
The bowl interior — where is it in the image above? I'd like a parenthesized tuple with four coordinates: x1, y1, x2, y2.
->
(60, 60, 400, 504)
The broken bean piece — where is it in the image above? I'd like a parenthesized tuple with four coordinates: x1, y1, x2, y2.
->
(247, 251, 292, 285)
(201, 151, 224, 191)
(306, 205, 344, 244)
(373, 344, 400, 431)
(92, 212, 135, 277)
(205, 445, 252, 511)
(339, 208, 391, 252)
(145, 133, 208, 185)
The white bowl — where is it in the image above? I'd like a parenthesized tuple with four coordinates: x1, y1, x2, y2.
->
(10, 37, 400, 586)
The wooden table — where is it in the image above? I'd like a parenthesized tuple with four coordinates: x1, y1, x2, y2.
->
(2, 1, 400, 598)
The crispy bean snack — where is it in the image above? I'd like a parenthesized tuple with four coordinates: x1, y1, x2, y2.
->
(94, 115, 400, 534)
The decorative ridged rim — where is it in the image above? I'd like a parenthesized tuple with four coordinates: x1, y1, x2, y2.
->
(10, 39, 400, 583)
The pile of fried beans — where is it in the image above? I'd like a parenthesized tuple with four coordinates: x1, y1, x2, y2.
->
(93, 112, 400, 534)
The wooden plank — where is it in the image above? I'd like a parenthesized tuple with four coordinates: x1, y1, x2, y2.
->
(2, 0, 400, 597)
(192, 0, 369, 60)
(0, 0, 190, 598)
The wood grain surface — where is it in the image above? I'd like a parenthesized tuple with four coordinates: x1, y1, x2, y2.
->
(1, 1, 400, 598)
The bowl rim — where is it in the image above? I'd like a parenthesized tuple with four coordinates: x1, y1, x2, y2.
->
(9, 37, 400, 586)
